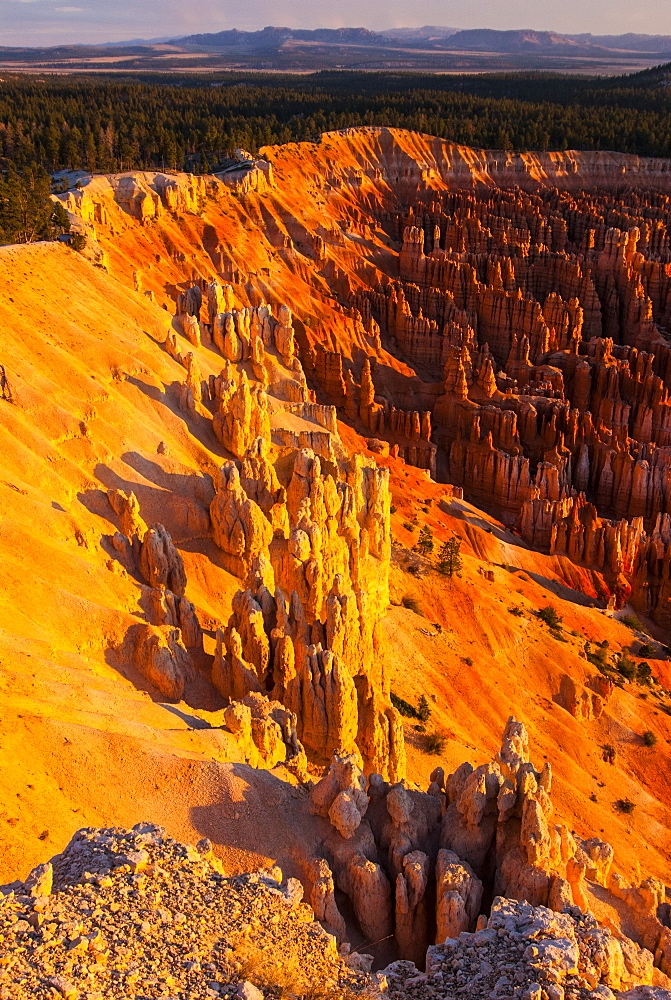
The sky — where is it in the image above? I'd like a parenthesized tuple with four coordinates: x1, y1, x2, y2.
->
(0, 0, 669, 47)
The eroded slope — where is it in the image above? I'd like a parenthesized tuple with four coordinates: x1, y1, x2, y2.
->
(0, 128, 670, 987)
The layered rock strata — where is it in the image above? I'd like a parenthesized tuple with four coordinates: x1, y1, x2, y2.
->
(349, 190, 671, 621)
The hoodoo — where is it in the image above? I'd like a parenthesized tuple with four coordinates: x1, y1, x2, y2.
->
(1, 126, 671, 999)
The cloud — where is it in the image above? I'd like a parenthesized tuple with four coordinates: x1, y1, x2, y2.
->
(55, 4, 84, 9)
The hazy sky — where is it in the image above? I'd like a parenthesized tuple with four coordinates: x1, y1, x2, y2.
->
(1, 0, 669, 47)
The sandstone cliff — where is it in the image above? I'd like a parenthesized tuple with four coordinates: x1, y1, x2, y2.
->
(1, 129, 671, 989)
(54, 129, 671, 623)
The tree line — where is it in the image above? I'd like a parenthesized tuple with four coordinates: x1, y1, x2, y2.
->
(2, 70, 671, 173)
(0, 166, 70, 245)
(2, 66, 671, 243)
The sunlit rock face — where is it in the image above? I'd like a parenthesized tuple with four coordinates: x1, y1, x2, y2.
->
(3, 129, 671, 988)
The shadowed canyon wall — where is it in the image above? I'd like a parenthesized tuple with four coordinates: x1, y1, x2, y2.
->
(51, 128, 671, 763)
(58, 129, 671, 625)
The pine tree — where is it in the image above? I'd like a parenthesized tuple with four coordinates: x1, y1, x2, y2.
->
(0, 166, 55, 245)
(51, 201, 71, 236)
(417, 695, 431, 722)
(437, 536, 462, 578)
(414, 524, 434, 556)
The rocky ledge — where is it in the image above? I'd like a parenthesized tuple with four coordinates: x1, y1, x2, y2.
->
(387, 897, 671, 1000)
(1, 822, 670, 1000)
(0, 823, 356, 1000)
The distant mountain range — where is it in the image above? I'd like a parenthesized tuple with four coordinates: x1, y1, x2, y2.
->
(173, 27, 389, 49)
(2, 26, 671, 74)
(426, 29, 596, 55)
(380, 26, 459, 42)
(567, 33, 671, 52)
(170, 26, 671, 57)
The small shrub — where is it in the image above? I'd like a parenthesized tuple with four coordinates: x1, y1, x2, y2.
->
(538, 605, 563, 630)
(69, 232, 86, 252)
(462, 656, 473, 666)
(616, 798, 636, 814)
(636, 661, 652, 685)
(392, 692, 432, 723)
(425, 732, 446, 755)
(590, 792, 598, 802)
(401, 595, 423, 616)
(509, 605, 524, 616)
(620, 613, 644, 632)
(234, 945, 341, 1000)
(417, 695, 431, 722)
(391, 692, 418, 719)
(414, 724, 426, 733)
(390, 504, 397, 514)
(402, 521, 414, 531)
(616, 655, 637, 681)
(586, 641, 616, 675)
(642, 730, 657, 747)
(407, 563, 421, 576)
(638, 642, 655, 658)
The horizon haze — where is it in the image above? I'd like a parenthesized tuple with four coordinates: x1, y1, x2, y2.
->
(1, 0, 670, 47)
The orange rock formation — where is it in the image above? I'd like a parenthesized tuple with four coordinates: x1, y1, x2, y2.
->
(1, 128, 671, 993)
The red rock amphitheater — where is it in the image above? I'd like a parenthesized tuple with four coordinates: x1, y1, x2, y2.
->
(1, 127, 671, 999)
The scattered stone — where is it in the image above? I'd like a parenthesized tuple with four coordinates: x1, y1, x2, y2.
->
(0, 824, 355, 1000)
(235, 982, 264, 1000)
